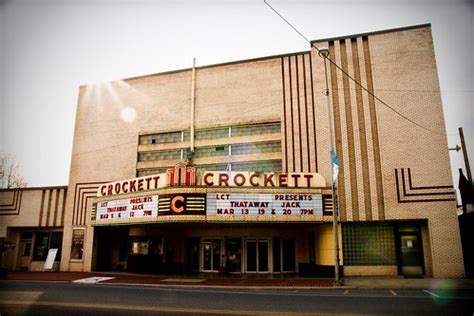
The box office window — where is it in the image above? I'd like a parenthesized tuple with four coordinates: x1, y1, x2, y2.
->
(130, 237, 162, 256)
(33, 232, 63, 261)
(131, 240, 149, 255)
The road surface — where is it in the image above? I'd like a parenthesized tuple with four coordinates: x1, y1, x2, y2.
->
(0, 280, 473, 315)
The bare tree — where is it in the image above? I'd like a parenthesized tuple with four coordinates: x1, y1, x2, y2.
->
(0, 154, 27, 189)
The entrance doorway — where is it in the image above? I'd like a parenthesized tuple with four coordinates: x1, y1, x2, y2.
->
(246, 239, 269, 273)
(396, 223, 424, 276)
(185, 238, 200, 273)
(225, 238, 242, 273)
(19, 232, 33, 271)
(399, 234, 424, 275)
(202, 239, 222, 272)
(272, 237, 296, 273)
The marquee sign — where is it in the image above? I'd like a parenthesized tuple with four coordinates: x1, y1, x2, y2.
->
(96, 195, 158, 220)
(158, 194, 206, 216)
(202, 172, 326, 188)
(97, 167, 327, 197)
(206, 193, 323, 217)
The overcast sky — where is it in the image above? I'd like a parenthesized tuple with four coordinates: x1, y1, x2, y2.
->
(0, 0, 472, 194)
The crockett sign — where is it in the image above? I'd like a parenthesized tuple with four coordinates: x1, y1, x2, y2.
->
(97, 164, 327, 197)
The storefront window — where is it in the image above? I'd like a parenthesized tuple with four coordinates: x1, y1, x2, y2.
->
(70, 229, 85, 261)
(32, 232, 63, 261)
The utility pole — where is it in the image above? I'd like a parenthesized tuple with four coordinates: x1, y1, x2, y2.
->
(319, 48, 342, 286)
(459, 127, 472, 183)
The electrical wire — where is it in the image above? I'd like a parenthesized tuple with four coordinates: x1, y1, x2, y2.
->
(263, 0, 457, 137)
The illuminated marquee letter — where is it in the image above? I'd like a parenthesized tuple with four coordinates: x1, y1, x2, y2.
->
(171, 195, 185, 214)
(100, 185, 107, 196)
(250, 173, 260, 186)
(204, 173, 214, 186)
(234, 173, 246, 186)
(219, 173, 229, 186)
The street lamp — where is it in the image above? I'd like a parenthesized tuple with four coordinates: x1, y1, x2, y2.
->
(318, 48, 342, 286)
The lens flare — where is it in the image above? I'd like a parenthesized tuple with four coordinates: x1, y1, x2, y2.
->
(120, 107, 137, 123)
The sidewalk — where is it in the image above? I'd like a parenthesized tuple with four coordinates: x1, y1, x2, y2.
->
(3, 271, 474, 289)
(3, 271, 334, 287)
(344, 275, 474, 289)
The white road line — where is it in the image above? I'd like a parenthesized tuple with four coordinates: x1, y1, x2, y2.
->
(343, 290, 349, 294)
(73, 277, 115, 284)
(423, 289, 440, 298)
(389, 290, 397, 296)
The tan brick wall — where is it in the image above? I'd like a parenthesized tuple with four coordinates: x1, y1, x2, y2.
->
(1, 188, 66, 230)
(368, 27, 463, 277)
(312, 26, 464, 277)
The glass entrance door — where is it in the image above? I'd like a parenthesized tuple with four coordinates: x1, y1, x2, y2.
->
(225, 238, 242, 273)
(185, 238, 200, 272)
(246, 239, 269, 273)
(399, 234, 424, 276)
(202, 239, 222, 272)
(282, 239, 296, 272)
(19, 232, 33, 271)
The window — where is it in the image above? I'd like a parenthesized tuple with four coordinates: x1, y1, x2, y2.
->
(138, 149, 181, 162)
(132, 240, 150, 255)
(232, 123, 281, 137)
(139, 131, 182, 145)
(231, 141, 281, 155)
(33, 232, 63, 261)
(137, 122, 282, 175)
(195, 128, 228, 140)
(231, 160, 282, 172)
(195, 164, 229, 172)
(70, 229, 85, 261)
(193, 145, 229, 158)
(342, 223, 396, 266)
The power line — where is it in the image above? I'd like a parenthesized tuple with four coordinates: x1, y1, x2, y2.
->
(263, 0, 453, 137)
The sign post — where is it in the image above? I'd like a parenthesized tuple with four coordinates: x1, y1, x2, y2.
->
(44, 248, 58, 271)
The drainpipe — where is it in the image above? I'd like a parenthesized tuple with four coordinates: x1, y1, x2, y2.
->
(190, 58, 196, 153)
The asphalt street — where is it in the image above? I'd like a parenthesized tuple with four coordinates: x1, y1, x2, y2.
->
(0, 280, 473, 315)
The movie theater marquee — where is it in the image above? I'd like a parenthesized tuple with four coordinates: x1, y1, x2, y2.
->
(94, 166, 327, 222)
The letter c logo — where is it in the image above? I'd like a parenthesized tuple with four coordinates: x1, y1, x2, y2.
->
(171, 195, 185, 214)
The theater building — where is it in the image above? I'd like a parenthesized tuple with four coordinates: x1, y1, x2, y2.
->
(0, 24, 465, 277)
